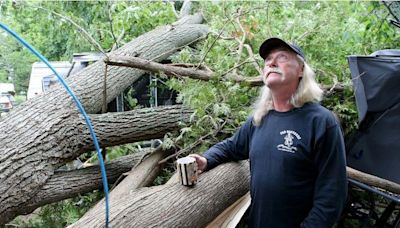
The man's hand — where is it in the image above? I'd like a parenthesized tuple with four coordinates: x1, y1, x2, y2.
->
(188, 154, 207, 174)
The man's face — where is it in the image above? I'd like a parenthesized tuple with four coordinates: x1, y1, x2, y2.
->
(262, 48, 303, 90)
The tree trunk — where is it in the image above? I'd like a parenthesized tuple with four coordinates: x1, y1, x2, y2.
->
(70, 146, 174, 227)
(81, 105, 192, 150)
(17, 149, 152, 217)
(70, 161, 250, 228)
(0, 14, 208, 225)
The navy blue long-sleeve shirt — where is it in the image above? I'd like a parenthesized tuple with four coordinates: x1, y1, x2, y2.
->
(204, 103, 347, 228)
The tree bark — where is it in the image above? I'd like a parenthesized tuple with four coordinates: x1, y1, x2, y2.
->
(83, 105, 192, 150)
(105, 55, 262, 86)
(70, 146, 174, 227)
(0, 14, 208, 225)
(70, 161, 250, 228)
(17, 149, 152, 217)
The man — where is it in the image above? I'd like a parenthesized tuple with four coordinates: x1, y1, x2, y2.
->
(190, 37, 347, 227)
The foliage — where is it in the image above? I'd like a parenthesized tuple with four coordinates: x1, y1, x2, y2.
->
(0, 34, 36, 93)
(166, 1, 400, 150)
(0, 0, 175, 93)
(13, 95, 26, 105)
(153, 162, 175, 186)
(80, 143, 149, 165)
(123, 87, 138, 110)
(10, 191, 103, 227)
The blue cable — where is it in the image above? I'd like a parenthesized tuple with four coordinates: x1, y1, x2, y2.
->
(0, 22, 109, 227)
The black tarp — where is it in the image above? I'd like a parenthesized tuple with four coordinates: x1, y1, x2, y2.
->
(346, 50, 400, 184)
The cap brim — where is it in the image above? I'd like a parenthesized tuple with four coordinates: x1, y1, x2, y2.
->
(259, 37, 303, 60)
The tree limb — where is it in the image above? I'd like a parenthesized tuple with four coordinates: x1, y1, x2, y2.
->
(105, 55, 346, 92)
(82, 105, 192, 150)
(179, 0, 192, 18)
(347, 167, 400, 195)
(105, 55, 214, 81)
(16, 150, 153, 216)
(232, 8, 246, 75)
(70, 146, 177, 227)
(70, 161, 251, 227)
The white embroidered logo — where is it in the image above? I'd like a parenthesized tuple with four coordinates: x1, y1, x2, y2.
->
(277, 130, 301, 153)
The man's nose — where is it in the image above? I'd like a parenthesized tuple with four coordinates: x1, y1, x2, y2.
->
(265, 57, 278, 67)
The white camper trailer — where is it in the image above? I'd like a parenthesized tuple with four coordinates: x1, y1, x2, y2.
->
(27, 53, 103, 100)
(27, 61, 72, 100)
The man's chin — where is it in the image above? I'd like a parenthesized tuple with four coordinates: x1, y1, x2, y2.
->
(265, 78, 285, 88)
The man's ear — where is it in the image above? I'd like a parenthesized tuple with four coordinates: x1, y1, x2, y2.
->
(298, 64, 304, 78)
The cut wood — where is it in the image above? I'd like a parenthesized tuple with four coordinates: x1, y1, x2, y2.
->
(206, 192, 251, 228)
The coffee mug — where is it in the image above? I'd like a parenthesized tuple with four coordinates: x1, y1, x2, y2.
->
(176, 156, 198, 186)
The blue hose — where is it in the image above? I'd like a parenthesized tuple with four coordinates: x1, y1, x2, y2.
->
(0, 22, 109, 227)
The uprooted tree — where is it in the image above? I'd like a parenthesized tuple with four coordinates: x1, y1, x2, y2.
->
(1, 1, 400, 227)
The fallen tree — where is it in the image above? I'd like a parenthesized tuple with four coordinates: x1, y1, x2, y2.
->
(0, 13, 208, 225)
(70, 161, 250, 228)
(2, 2, 398, 227)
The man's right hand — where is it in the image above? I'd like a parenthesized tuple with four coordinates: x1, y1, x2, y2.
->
(188, 154, 207, 174)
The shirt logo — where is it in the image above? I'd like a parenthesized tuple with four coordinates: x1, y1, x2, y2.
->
(277, 130, 301, 153)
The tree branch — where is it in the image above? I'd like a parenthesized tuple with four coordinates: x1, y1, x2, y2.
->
(12, 149, 154, 216)
(347, 167, 400, 194)
(233, 8, 246, 75)
(179, 0, 192, 18)
(383, 1, 400, 22)
(243, 43, 263, 75)
(105, 55, 346, 92)
(70, 146, 176, 227)
(107, 2, 118, 50)
(81, 105, 193, 150)
(105, 55, 214, 81)
(70, 161, 251, 227)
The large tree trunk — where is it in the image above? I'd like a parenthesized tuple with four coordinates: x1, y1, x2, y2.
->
(70, 145, 175, 227)
(17, 149, 155, 217)
(70, 161, 250, 228)
(0, 14, 208, 225)
(79, 105, 192, 150)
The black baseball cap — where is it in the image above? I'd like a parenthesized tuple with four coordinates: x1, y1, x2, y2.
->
(259, 37, 305, 60)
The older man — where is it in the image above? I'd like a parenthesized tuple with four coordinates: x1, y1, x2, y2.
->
(191, 38, 347, 227)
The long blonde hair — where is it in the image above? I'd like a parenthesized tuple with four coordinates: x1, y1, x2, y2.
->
(252, 59, 323, 126)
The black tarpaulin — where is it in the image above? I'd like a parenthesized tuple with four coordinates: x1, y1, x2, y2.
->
(346, 50, 400, 184)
